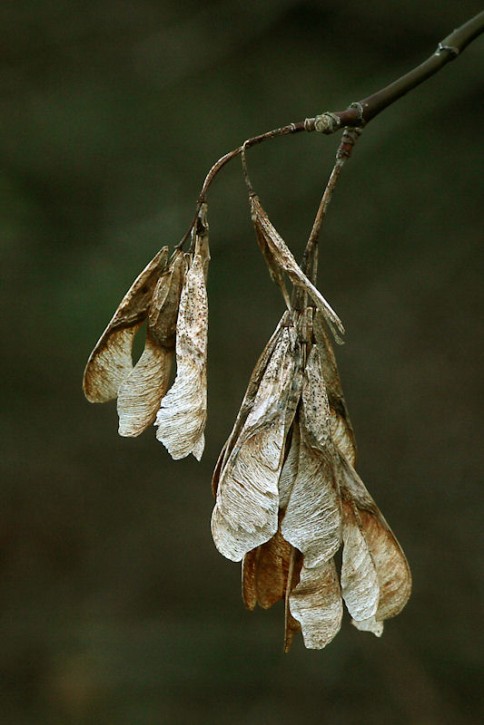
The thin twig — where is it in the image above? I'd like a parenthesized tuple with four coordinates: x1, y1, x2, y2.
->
(175, 11, 483, 249)
(302, 127, 363, 284)
(310, 11, 484, 133)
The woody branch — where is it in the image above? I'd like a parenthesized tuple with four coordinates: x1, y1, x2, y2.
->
(309, 11, 484, 134)
(188, 9, 483, 217)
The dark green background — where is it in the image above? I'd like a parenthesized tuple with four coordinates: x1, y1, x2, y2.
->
(2, 2, 483, 723)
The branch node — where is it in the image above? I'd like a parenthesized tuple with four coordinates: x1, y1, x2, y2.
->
(304, 117, 316, 132)
(348, 102, 367, 125)
(314, 112, 341, 134)
(436, 42, 460, 57)
(337, 127, 363, 160)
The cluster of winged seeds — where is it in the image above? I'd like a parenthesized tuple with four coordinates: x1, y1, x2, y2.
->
(83, 196, 411, 651)
(83, 205, 210, 460)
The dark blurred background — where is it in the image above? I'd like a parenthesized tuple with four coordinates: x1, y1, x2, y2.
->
(1, 2, 483, 723)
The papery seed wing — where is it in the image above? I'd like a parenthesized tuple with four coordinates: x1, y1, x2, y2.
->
(339, 457, 412, 632)
(289, 559, 343, 649)
(238, 324, 297, 436)
(211, 314, 287, 496)
(253, 222, 291, 308)
(278, 421, 300, 510)
(313, 311, 357, 465)
(242, 534, 302, 652)
(281, 353, 342, 569)
(155, 219, 209, 460)
(148, 250, 186, 348)
(117, 253, 186, 437)
(156, 345, 207, 458)
(242, 528, 293, 610)
(340, 501, 380, 627)
(281, 435, 341, 570)
(251, 196, 344, 337)
(212, 326, 298, 561)
(211, 420, 286, 562)
(241, 549, 258, 611)
(283, 332, 304, 432)
(83, 248, 169, 403)
(191, 433, 205, 462)
(213, 310, 302, 498)
(83, 325, 140, 403)
(301, 345, 331, 451)
(358, 505, 412, 623)
(117, 337, 174, 437)
(211, 441, 229, 498)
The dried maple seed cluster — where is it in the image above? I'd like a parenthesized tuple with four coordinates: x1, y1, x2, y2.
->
(211, 194, 411, 651)
(83, 204, 210, 460)
(81, 11, 484, 649)
(83, 170, 411, 652)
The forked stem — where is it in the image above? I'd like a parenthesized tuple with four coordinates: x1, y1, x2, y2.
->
(175, 11, 483, 250)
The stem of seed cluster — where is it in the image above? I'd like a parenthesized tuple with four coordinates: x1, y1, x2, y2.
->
(302, 127, 363, 285)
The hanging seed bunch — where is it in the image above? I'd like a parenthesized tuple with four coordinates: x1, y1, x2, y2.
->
(83, 204, 210, 460)
(211, 139, 411, 649)
(83, 128, 411, 651)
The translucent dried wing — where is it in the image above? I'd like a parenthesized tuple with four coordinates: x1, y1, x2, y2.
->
(289, 559, 343, 649)
(281, 353, 342, 568)
(211, 422, 285, 561)
(339, 457, 412, 633)
(83, 248, 169, 403)
(283, 332, 304, 434)
(253, 222, 291, 308)
(117, 339, 174, 437)
(250, 196, 344, 337)
(254, 530, 292, 609)
(211, 326, 297, 561)
(241, 549, 258, 611)
(211, 315, 286, 496)
(148, 251, 186, 347)
(278, 421, 300, 510)
(358, 506, 412, 623)
(155, 231, 209, 460)
(340, 502, 380, 627)
(243, 527, 293, 610)
(83, 326, 139, 403)
(236, 324, 296, 437)
(313, 311, 357, 465)
(117, 253, 186, 437)
(281, 436, 341, 570)
(301, 345, 331, 451)
(191, 433, 205, 462)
